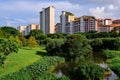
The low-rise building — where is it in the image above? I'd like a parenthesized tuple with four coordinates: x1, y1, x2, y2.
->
(17, 24, 40, 35)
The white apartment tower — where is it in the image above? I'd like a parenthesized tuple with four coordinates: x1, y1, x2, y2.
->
(40, 6, 55, 34)
(60, 11, 74, 33)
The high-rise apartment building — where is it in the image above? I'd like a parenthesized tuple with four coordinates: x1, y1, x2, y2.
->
(40, 6, 55, 34)
(60, 11, 74, 33)
(62, 16, 97, 34)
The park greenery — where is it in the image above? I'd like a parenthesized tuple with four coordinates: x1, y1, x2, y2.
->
(0, 26, 120, 80)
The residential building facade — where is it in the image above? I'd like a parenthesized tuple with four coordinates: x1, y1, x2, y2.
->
(60, 11, 74, 33)
(17, 26, 26, 35)
(40, 6, 55, 34)
(59, 16, 98, 34)
(17, 24, 40, 35)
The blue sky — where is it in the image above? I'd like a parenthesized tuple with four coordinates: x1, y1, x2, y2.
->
(0, 0, 120, 27)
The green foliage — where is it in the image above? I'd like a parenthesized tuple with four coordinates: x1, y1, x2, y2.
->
(73, 62, 105, 80)
(102, 50, 120, 59)
(91, 37, 120, 51)
(29, 30, 47, 45)
(90, 38, 103, 51)
(37, 73, 70, 80)
(107, 57, 120, 77)
(46, 39, 65, 56)
(0, 38, 18, 56)
(0, 30, 4, 38)
(47, 33, 67, 39)
(28, 36, 38, 49)
(0, 47, 43, 77)
(18, 33, 27, 46)
(109, 30, 118, 37)
(29, 30, 43, 38)
(105, 50, 120, 77)
(9, 36, 22, 47)
(0, 56, 65, 80)
(61, 34, 92, 61)
(0, 38, 18, 66)
(0, 27, 20, 38)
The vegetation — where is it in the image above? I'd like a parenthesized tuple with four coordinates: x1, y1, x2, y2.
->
(0, 26, 120, 79)
(46, 39, 65, 56)
(61, 34, 92, 61)
(0, 56, 65, 80)
(73, 62, 105, 80)
(103, 50, 120, 77)
(28, 36, 38, 49)
(29, 30, 47, 45)
(46, 34, 92, 61)
(0, 27, 20, 38)
(0, 38, 18, 66)
(91, 37, 120, 51)
(0, 47, 43, 77)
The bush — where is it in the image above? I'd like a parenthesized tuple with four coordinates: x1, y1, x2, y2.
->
(91, 37, 120, 51)
(73, 62, 105, 80)
(102, 50, 120, 59)
(107, 57, 120, 77)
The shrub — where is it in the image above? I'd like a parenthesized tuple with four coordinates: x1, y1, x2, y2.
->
(107, 57, 120, 77)
(73, 62, 105, 80)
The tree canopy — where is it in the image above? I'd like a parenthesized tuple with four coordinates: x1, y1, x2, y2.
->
(61, 34, 92, 61)
(0, 27, 20, 37)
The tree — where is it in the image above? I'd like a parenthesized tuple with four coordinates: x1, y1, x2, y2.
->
(0, 38, 18, 66)
(90, 38, 103, 51)
(109, 30, 118, 37)
(0, 26, 20, 37)
(28, 36, 38, 49)
(46, 39, 65, 56)
(73, 62, 105, 80)
(61, 34, 92, 61)
(29, 30, 47, 45)
(29, 30, 43, 38)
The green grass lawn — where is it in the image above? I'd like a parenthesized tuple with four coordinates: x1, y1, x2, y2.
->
(0, 47, 46, 77)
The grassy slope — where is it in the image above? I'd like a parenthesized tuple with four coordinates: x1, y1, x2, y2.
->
(0, 47, 46, 77)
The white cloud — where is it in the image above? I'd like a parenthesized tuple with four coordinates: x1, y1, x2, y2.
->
(91, 0, 120, 3)
(108, 4, 118, 10)
(0, 1, 82, 26)
(89, 6, 113, 18)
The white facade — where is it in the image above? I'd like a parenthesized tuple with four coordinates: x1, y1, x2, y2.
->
(61, 11, 66, 33)
(80, 17, 85, 32)
(40, 6, 55, 34)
